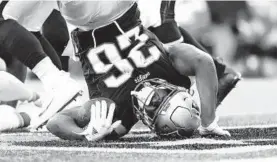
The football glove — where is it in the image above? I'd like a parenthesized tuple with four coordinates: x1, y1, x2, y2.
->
(198, 116, 231, 137)
(77, 100, 121, 141)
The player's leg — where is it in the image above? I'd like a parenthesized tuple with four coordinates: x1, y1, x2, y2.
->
(0, 70, 41, 132)
(0, 48, 27, 107)
(0, 103, 41, 132)
(4, 56, 27, 107)
(42, 10, 69, 72)
(32, 31, 62, 70)
(156, 0, 241, 105)
(0, 104, 25, 132)
(0, 19, 82, 129)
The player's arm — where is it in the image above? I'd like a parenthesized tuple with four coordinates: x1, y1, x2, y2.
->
(0, 71, 39, 102)
(47, 99, 122, 141)
(168, 43, 217, 127)
(168, 43, 230, 137)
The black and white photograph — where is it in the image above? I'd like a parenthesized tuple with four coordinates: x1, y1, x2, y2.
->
(0, 0, 277, 161)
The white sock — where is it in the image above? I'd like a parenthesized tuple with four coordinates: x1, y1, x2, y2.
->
(32, 57, 62, 90)
(0, 105, 24, 132)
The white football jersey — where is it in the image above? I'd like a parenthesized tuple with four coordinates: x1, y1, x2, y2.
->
(3, 0, 135, 31)
(3, 1, 56, 32)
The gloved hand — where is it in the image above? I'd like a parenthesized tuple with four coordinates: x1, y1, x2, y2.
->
(198, 116, 231, 137)
(77, 99, 121, 141)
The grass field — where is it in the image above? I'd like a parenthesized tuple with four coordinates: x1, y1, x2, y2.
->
(1, 77, 277, 162)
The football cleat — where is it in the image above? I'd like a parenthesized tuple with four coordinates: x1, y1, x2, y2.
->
(29, 72, 83, 130)
(217, 66, 242, 106)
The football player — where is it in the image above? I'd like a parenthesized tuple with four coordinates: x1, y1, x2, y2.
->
(46, 79, 202, 141)
(0, 1, 82, 129)
(138, 0, 242, 106)
(0, 0, 64, 71)
(4, 1, 229, 138)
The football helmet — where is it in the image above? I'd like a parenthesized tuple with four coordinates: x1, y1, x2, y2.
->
(131, 78, 200, 138)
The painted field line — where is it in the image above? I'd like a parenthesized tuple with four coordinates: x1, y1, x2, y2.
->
(2, 124, 277, 136)
(130, 124, 277, 133)
(1, 145, 277, 154)
(219, 157, 277, 162)
(103, 138, 245, 146)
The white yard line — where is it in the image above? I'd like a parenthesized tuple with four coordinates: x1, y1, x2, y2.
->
(1, 124, 277, 136)
(1, 145, 277, 154)
(130, 124, 277, 133)
(219, 157, 277, 162)
(103, 138, 245, 145)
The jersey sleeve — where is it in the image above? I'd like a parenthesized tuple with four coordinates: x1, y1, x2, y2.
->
(2, 0, 56, 32)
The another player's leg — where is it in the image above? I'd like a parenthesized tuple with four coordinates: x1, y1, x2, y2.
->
(3, 57, 27, 107)
(0, 105, 26, 132)
(42, 10, 70, 72)
(32, 31, 62, 70)
(178, 27, 242, 106)
(0, 71, 41, 132)
(0, 48, 27, 107)
(0, 19, 82, 129)
(0, 104, 42, 132)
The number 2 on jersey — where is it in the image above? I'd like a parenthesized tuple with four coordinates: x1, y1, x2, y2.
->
(87, 26, 161, 87)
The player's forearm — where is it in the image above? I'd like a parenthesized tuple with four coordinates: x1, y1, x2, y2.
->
(195, 56, 218, 127)
(0, 71, 33, 102)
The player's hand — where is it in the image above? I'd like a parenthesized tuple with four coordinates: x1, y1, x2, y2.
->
(77, 100, 121, 141)
(28, 91, 42, 107)
(198, 116, 231, 138)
